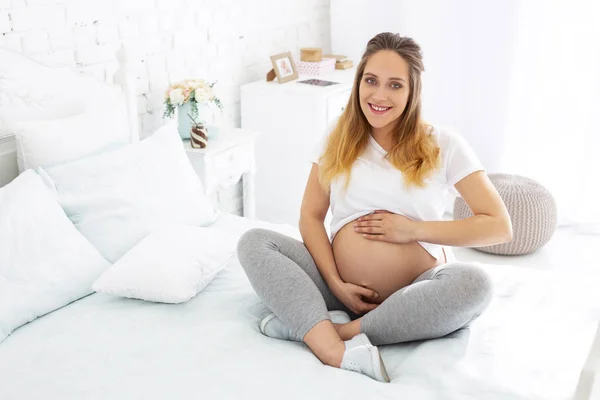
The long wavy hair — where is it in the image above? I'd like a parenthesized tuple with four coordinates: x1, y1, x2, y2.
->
(318, 32, 440, 190)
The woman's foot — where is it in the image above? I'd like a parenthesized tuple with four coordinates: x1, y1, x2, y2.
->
(340, 334, 390, 383)
(334, 317, 363, 340)
(260, 311, 351, 341)
(302, 322, 391, 383)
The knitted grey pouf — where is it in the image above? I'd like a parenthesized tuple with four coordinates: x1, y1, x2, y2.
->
(453, 174, 557, 255)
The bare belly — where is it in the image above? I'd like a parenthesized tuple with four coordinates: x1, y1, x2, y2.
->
(332, 218, 444, 303)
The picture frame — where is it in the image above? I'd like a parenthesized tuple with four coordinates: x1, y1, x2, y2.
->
(269, 52, 298, 84)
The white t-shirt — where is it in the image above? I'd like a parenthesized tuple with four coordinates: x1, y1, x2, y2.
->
(310, 124, 484, 262)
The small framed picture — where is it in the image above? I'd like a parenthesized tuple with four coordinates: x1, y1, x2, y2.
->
(270, 52, 298, 83)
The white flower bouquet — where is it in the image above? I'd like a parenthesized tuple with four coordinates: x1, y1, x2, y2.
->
(163, 79, 223, 121)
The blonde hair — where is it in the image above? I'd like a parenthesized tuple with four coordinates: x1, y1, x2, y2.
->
(318, 33, 440, 190)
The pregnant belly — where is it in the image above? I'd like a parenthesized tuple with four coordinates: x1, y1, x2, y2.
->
(332, 218, 444, 302)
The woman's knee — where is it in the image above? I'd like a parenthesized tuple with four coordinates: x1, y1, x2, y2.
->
(236, 228, 288, 269)
(237, 228, 274, 261)
(237, 228, 269, 253)
(451, 263, 494, 311)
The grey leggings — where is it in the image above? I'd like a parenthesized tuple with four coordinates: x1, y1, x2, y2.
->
(237, 228, 493, 345)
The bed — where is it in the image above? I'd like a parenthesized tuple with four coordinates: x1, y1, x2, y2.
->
(1, 47, 599, 400)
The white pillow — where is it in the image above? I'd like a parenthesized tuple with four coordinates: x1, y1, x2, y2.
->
(0, 48, 124, 137)
(39, 125, 218, 263)
(0, 48, 88, 137)
(0, 170, 111, 343)
(92, 226, 235, 303)
(12, 94, 131, 172)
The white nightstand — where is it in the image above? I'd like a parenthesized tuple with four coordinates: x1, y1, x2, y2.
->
(183, 128, 258, 218)
(241, 68, 356, 226)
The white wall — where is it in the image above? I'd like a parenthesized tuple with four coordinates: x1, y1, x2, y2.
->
(0, 0, 331, 137)
(331, 0, 518, 175)
(331, 0, 600, 227)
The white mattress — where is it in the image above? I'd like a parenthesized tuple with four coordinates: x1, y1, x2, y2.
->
(0, 214, 598, 400)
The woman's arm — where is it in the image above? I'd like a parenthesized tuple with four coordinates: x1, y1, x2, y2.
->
(355, 171, 513, 247)
(300, 164, 380, 313)
(415, 171, 513, 247)
(299, 164, 342, 287)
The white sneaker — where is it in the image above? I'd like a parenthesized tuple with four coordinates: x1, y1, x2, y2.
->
(259, 311, 351, 342)
(341, 337, 390, 383)
(344, 332, 373, 349)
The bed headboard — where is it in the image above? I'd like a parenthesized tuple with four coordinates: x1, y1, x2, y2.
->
(0, 45, 139, 189)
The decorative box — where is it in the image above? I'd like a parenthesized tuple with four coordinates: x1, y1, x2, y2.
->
(296, 58, 336, 76)
(300, 48, 322, 62)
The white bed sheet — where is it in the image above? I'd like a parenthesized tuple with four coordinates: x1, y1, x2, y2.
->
(0, 214, 598, 400)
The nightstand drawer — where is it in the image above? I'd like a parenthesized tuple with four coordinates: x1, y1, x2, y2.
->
(184, 129, 257, 218)
(212, 142, 253, 187)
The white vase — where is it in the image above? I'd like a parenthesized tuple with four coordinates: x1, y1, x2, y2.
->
(176, 102, 193, 139)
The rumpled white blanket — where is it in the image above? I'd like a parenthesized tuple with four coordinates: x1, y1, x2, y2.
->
(0, 214, 598, 400)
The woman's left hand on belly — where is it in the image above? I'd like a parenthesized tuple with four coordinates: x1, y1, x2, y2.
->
(354, 210, 417, 244)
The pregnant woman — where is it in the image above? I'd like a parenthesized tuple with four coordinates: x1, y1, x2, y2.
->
(237, 32, 512, 383)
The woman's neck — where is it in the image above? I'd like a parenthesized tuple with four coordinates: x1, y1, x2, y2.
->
(371, 124, 395, 152)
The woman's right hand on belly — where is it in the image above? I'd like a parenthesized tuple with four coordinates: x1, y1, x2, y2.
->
(330, 280, 380, 314)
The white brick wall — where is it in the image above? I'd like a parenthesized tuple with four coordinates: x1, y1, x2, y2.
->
(0, 0, 332, 137)
(0, 11, 10, 34)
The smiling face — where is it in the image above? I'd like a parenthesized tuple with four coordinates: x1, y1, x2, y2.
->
(359, 50, 411, 136)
